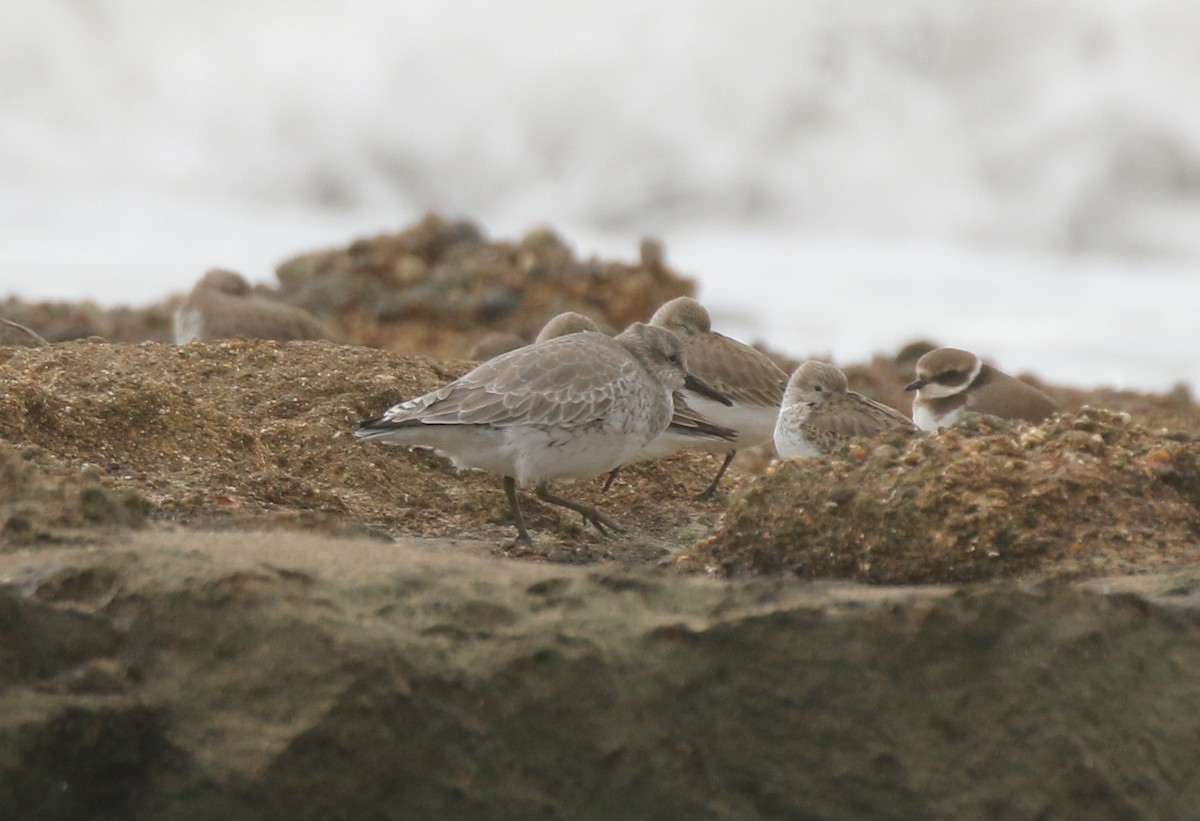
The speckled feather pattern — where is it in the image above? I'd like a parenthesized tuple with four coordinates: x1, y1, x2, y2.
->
(356, 325, 686, 484)
(374, 331, 666, 430)
(535, 307, 736, 450)
(775, 360, 916, 457)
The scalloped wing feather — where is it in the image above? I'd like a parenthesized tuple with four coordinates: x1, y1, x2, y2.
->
(821, 395, 915, 442)
(375, 333, 641, 429)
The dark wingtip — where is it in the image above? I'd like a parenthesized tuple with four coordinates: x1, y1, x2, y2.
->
(668, 419, 738, 442)
(354, 416, 392, 440)
(685, 373, 733, 406)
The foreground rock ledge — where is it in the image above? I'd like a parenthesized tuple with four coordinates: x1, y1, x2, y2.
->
(3, 532, 1200, 820)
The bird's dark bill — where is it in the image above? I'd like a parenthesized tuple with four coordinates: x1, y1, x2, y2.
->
(685, 373, 734, 407)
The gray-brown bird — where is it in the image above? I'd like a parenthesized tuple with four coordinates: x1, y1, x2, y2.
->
(356, 322, 730, 543)
(174, 269, 331, 344)
(649, 297, 788, 498)
(0, 318, 48, 347)
(905, 347, 1058, 431)
(533, 311, 736, 493)
(774, 360, 916, 457)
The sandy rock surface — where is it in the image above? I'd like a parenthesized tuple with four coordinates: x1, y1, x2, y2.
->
(0, 339, 733, 561)
(689, 409, 1200, 583)
(3, 217, 1200, 818)
(1, 338, 1198, 819)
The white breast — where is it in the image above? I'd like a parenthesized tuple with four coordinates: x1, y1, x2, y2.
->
(773, 403, 822, 458)
(913, 400, 960, 432)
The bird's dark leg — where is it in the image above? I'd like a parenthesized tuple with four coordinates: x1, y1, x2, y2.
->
(504, 476, 532, 543)
(694, 451, 736, 501)
(536, 480, 624, 536)
(601, 468, 621, 492)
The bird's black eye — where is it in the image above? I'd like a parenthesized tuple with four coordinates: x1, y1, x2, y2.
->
(814, 385, 823, 392)
(667, 353, 680, 365)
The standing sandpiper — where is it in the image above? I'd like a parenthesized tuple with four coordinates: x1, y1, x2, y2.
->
(648, 297, 788, 499)
(533, 311, 737, 490)
(356, 322, 730, 543)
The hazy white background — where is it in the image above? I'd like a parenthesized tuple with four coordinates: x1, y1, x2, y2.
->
(3, 0, 1198, 389)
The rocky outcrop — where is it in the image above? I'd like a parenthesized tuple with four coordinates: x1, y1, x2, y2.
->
(4, 533, 1200, 820)
(686, 410, 1200, 583)
(274, 214, 694, 358)
(1, 215, 695, 358)
(1, 312, 1200, 819)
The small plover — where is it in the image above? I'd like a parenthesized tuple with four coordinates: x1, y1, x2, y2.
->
(356, 322, 730, 543)
(174, 269, 331, 345)
(774, 360, 916, 457)
(905, 347, 1058, 431)
(649, 297, 788, 498)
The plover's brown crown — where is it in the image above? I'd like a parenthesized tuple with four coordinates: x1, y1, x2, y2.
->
(905, 347, 1058, 431)
(196, 268, 253, 297)
(775, 360, 915, 457)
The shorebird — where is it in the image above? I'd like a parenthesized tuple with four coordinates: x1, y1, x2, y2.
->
(466, 312, 603, 360)
(774, 360, 916, 457)
(649, 297, 788, 498)
(0, 318, 48, 347)
(532, 311, 738, 490)
(355, 322, 731, 542)
(534, 311, 604, 342)
(174, 269, 331, 344)
(905, 347, 1058, 431)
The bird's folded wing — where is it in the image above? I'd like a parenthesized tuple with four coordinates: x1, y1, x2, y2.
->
(684, 333, 787, 408)
(374, 334, 641, 429)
